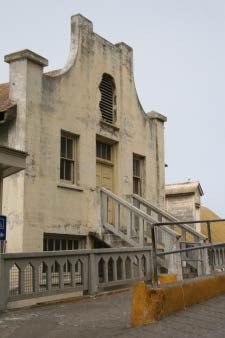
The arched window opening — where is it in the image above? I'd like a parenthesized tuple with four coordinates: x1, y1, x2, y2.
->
(99, 73, 116, 124)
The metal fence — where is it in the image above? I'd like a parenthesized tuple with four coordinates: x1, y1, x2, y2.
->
(0, 247, 152, 310)
(151, 219, 225, 286)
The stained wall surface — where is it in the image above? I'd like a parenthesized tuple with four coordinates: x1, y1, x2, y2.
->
(0, 14, 167, 252)
(165, 181, 203, 232)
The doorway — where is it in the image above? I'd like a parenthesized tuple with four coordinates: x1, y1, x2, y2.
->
(96, 140, 114, 224)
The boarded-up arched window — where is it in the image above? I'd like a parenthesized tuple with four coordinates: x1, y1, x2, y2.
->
(99, 74, 116, 124)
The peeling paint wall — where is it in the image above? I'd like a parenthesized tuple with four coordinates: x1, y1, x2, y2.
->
(1, 14, 167, 252)
(165, 182, 202, 232)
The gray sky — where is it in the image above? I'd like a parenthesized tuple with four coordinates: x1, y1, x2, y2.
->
(1, 0, 225, 216)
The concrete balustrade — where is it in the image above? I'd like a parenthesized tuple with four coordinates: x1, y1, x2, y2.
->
(101, 188, 180, 248)
(212, 247, 225, 270)
(0, 247, 152, 311)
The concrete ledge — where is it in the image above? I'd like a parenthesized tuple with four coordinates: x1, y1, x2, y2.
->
(6, 288, 130, 311)
(7, 291, 83, 310)
(5, 49, 48, 67)
(131, 273, 225, 327)
(147, 111, 167, 123)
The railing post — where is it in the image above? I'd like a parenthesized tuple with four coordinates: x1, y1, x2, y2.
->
(167, 238, 183, 281)
(207, 222, 214, 274)
(151, 224, 158, 287)
(146, 250, 152, 281)
(207, 221, 212, 243)
(197, 246, 203, 277)
(202, 242, 211, 275)
(101, 192, 108, 226)
(0, 255, 8, 311)
(175, 240, 183, 281)
(181, 229, 186, 241)
(122, 256, 126, 280)
(115, 202, 120, 232)
(222, 248, 225, 267)
(139, 218, 144, 246)
(127, 210, 132, 240)
(113, 258, 117, 281)
(47, 263, 52, 292)
(20, 264, 25, 296)
(59, 263, 64, 289)
(34, 262, 39, 293)
(88, 253, 98, 295)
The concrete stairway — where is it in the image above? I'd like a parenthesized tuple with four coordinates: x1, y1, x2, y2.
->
(100, 188, 208, 278)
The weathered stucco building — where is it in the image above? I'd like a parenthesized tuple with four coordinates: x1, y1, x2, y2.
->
(165, 181, 203, 232)
(0, 14, 167, 253)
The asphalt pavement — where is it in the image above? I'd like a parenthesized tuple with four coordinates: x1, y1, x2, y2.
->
(1, 290, 225, 338)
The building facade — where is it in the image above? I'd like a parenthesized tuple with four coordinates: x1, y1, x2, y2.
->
(0, 14, 167, 252)
(165, 181, 203, 232)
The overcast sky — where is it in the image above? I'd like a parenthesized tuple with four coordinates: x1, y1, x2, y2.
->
(1, 0, 225, 216)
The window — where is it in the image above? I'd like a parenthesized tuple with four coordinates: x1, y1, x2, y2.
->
(99, 73, 116, 124)
(96, 141, 111, 161)
(60, 132, 77, 183)
(43, 235, 83, 251)
(133, 155, 145, 196)
(43, 235, 84, 279)
(133, 158, 141, 195)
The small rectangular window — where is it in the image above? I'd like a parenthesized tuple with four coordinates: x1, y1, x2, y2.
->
(62, 239, 67, 250)
(67, 139, 73, 159)
(133, 156, 144, 196)
(96, 141, 111, 161)
(133, 158, 141, 178)
(60, 132, 77, 183)
(68, 240, 73, 250)
(133, 158, 141, 195)
(43, 235, 84, 252)
(55, 239, 60, 251)
(74, 240, 79, 249)
(48, 239, 54, 251)
(43, 239, 48, 251)
(61, 137, 66, 158)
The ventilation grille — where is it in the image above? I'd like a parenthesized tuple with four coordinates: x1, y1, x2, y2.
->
(99, 74, 115, 124)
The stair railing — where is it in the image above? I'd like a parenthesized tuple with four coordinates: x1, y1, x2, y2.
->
(100, 187, 180, 248)
(131, 194, 207, 243)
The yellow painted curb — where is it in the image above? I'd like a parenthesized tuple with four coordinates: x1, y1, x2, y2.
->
(131, 274, 225, 327)
(158, 273, 177, 284)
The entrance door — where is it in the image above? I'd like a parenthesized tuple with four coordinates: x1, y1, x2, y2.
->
(96, 162, 113, 191)
(133, 155, 145, 232)
(96, 141, 114, 224)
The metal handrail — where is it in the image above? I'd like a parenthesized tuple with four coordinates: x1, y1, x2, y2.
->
(157, 242, 225, 256)
(154, 219, 225, 226)
(151, 218, 225, 287)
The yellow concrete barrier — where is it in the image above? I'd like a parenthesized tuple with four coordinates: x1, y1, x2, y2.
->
(158, 273, 177, 285)
(131, 273, 225, 327)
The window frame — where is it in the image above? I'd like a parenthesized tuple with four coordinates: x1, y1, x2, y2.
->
(99, 73, 117, 125)
(96, 141, 112, 162)
(60, 131, 78, 185)
(133, 155, 145, 196)
(43, 236, 82, 251)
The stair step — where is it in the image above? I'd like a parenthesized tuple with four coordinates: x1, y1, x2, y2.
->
(103, 233, 130, 248)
